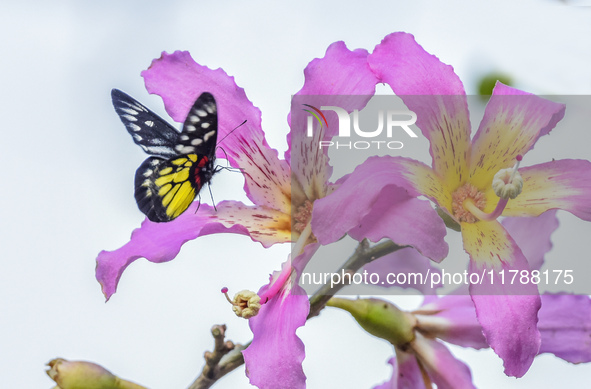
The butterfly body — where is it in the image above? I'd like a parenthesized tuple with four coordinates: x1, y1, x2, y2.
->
(111, 89, 218, 222)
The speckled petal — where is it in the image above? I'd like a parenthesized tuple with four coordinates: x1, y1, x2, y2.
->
(368, 32, 471, 193)
(500, 159, 591, 221)
(212, 201, 292, 246)
(465, 222, 542, 377)
(142, 51, 292, 213)
(469, 83, 566, 189)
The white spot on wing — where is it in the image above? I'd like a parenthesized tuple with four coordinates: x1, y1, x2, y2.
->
(133, 134, 143, 141)
(196, 109, 207, 117)
(189, 115, 200, 123)
(145, 120, 154, 127)
(191, 138, 203, 146)
(185, 125, 196, 132)
(203, 130, 216, 141)
(122, 114, 137, 122)
(201, 122, 210, 129)
(128, 123, 142, 132)
(175, 145, 196, 153)
(120, 108, 138, 115)
(180, 134, 189, 141)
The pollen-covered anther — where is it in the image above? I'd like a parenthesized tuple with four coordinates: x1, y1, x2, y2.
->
(223, 288, 261, 319)
(492, 168, 524, 199)
(451, 183, 486, 223)
(293, 200, 313, 233)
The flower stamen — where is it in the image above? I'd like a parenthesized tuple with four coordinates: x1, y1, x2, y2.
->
(293, 200, 313, 233)
(455, 155, 524, 223)
(221, 287, 261, 319)
(492, 154, 524, 200)
(451, 183, 486, 223)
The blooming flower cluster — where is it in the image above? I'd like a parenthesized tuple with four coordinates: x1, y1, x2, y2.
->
(82, 32, 591, 389)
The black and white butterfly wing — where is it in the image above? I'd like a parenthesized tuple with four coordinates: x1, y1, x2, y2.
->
(176, 92, 218, 158)
(111, 89, 180, 158)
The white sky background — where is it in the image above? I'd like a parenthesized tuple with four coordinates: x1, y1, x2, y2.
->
(1, 0, 591, 388)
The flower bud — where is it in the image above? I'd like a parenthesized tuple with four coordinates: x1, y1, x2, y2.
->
(327, 297, 416, 346)
(46, 358, 146, 389)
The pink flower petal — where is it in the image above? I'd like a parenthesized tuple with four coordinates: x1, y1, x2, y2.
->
(288, 41, 379, 151)
(312, 156, 450, 261)
(503, 159, 591, 221)
(414, 295, 487, 350)
(368, 32, 471, 193)
(242, 258, 311, 389)
(412, 334, 476, 389)
(142, 51, 292, 211)
(373, 353, 425, 389)
(469, 83, 566, 189)
(347, 184, 448, 261)
(363, 247, 443, 294)
(539, 293, 591, 363)
(502, 210, 559, 270)
(469, 260, 541, 377)
(95, 201, 280, 301)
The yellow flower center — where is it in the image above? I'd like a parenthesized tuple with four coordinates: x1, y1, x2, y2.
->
(451, 183, 486, 223)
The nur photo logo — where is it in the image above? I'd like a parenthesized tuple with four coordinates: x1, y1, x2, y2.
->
(302, 103, 418, 150)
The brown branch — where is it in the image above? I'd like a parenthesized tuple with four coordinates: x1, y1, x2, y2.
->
(187, 325, 248, 389)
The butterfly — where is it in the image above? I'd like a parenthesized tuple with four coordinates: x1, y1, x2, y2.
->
(111, 89, 218, 222)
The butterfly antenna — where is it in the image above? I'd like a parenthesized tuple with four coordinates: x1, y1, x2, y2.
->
(217, 120, 247, 146)
(218, 146, 231, 167)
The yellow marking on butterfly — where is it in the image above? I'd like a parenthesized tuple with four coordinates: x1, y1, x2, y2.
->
(188, 154, 198, 162)
(162, 183, 181, 207)
(173, 168, 190, 183)
(160, 167, 173, 175)
(167, 181, 195, 218)
(155, 173, 174, 186)
(159, 183, 172, 196)
(172, 157, 188, 165)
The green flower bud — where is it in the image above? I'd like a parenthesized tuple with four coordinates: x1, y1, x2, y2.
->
(327, 297, 416, 346)
(46, 358, 147, 389)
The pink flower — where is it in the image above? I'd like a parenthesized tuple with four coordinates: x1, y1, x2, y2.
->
(313, 32, 591, 376)
(96, 43, 381, 300)
(372, 212, 591, 387)
(96, 36, 452, 301)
